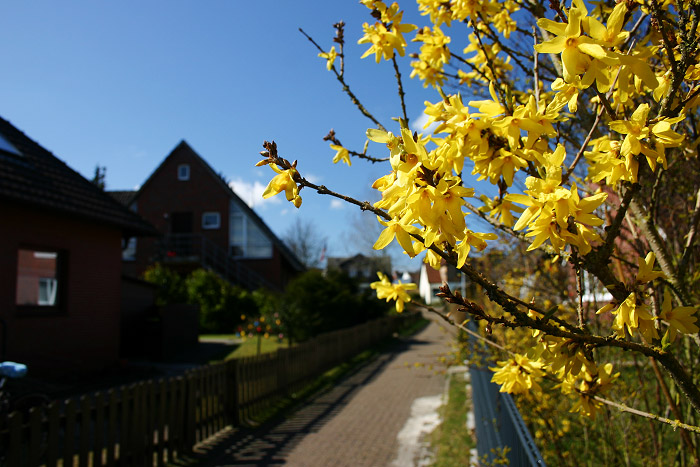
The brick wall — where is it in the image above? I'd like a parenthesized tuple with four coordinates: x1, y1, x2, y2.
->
(133, 145, 231, 273)
(1, 201, 123, 375)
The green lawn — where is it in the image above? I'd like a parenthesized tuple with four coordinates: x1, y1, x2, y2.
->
(200, 333, 290, 360)
(227, 335, 289, 358)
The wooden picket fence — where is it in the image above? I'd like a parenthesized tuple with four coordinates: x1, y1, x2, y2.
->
(0, 312, 420, 466)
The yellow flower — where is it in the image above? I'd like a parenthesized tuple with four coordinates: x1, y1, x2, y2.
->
(609, 292, 658, 341)
(659, 289, 700, 342)
(373, 218, 419, 257)
(262, 164, 302, 208)
(535, 0, 616, 82)
(635, 252, 665, 284)
(357, 10, 416, 63)
(370, 271, 417, 313)
(318, 46, 337, 71)
(480, 195, 524, 227)
(609, 103, 650, 157)
(490, 354, 544, 394)
(586, 2, 629, 47)
(329, 143, 351, 166)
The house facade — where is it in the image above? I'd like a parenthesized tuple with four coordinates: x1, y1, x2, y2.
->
(325, 253, 392, 290)
(418, 260, 465, 305)
(113, 141, 303, 291)
(0, 117, 156, 375)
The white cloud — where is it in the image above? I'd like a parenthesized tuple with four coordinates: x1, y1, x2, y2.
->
(305, 173, 322, 184)
(330, 199, 344, 210)
(229, 178, 279, 208)
(411, 112, 438, 134)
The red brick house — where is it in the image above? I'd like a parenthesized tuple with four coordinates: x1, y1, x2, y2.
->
(111, 141, 304, 291)
(0, 116, 157, 375)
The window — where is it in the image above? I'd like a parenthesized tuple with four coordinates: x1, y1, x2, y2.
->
(202, 212, 221, 229)
(122, 237, 137, 261)
(0, 133, 21, 156)
(177, 164, 190, 181)
(229, 203, 272, 258)
(16, 249, 63, 308)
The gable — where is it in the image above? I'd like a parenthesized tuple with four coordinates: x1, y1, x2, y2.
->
(132, 140, 304, 272)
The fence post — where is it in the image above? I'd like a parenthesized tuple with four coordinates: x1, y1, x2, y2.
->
(184, 371, 197, 453)
(225, 359, 239, 427)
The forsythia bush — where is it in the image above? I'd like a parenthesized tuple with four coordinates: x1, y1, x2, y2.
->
(258, 0, 700, 459)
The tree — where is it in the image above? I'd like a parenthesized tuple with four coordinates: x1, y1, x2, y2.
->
(91, 165, 107, 190)
(143, 263, 187, 306)
(281, 268, 390, 343)
(258, 0, 700, 462)
(283, 217, 328, 268)
(143, 265, 255, 333)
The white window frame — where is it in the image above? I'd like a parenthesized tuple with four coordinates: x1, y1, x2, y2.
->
(38, 278, 58, 306)
(177, 164, 190, 181)
(16, 248, 62, 308)
(202, 212, 221, 230)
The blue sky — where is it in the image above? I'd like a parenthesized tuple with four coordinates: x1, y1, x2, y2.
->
(0, 1, 463, 270)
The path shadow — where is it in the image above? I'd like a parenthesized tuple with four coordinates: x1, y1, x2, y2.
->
(181, 335, 421, 466)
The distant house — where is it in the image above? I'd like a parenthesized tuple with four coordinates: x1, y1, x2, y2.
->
(110, 141, 303, 291)
(0, 116, 156, 375)
(326, 253, 392, 287)
(419, 260, 464, 305)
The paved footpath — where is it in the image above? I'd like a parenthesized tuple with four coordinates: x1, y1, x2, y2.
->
(190, 312, 453, 467)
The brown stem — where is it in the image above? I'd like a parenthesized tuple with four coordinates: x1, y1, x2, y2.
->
(391, 56, 409, 125)
(649, 357, 698, 457)
(299, 28, 387, 132)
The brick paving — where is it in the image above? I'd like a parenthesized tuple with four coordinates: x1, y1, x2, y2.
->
(190, 312, 453, 466)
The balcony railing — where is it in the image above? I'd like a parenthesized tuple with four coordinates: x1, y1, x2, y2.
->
(159, 233, 275, 290)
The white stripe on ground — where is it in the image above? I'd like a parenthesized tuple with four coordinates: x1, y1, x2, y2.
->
(392, 394, 443, 466)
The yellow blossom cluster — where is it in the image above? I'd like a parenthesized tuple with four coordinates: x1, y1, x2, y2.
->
(370, 271, 417, 313)
(260, 0, 700, 430)
(369, 127, 497, 267)
(260, 164, 302, 208)
(358, 1, 417, 63)
(490, 354, 544, 394)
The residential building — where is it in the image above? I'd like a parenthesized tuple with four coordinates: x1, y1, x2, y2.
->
(111, 141, 303, 291)
(419, 260, 464, 305)
(0, 116, 156, 375)
(326, 253, 392, 288)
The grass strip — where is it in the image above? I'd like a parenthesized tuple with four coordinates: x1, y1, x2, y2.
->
(429, 371, 476, 467)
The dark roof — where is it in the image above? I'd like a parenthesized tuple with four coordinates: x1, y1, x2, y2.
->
(327, 253, 392, 272)
(422, 259, 462, 284)
(108, 190, 137, 206)
(132, 140, 304, 272)
(0, 116, 157, 236)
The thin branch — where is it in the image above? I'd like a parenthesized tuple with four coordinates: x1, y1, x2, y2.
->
(418, 292, 700, 434)
(533, 27, 540, 103)
(323, 129, 389, 164)
(629, 197, 693, 306)
(593, 396, 700, 434)
(563, 107, 602, 184)
(679, 187, 700, 278)
(391, 56, 409, 125)
(299, 28, 387, 132)
(416, 302, 508, 352)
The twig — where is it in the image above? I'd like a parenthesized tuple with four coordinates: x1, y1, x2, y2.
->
(323, 129, 389, 164)
(679, 187, 700, 278)
(392, 56, 409, 125)
(593, 396, 700, 434)
(299, 28, 387, 132)
(533, 27, 540, 104)
(563, 107, 602, 183)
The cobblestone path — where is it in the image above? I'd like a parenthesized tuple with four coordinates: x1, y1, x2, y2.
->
(190, 313, 453, 466)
